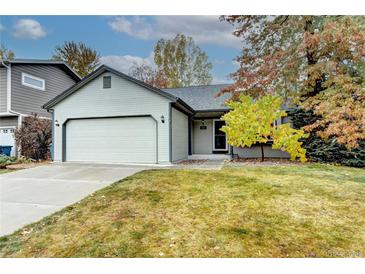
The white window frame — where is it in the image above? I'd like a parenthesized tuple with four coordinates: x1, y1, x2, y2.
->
(21, 72, 45, 91)
(212, 119, 228, 151)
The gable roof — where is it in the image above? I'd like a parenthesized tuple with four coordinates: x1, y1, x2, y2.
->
(43, 65, 194, 113)
(163, 84, 231, 112)
(0, 58, 81, 81)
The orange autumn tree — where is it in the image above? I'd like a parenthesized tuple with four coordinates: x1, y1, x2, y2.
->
(129, 63, 169, 88)
(220, 16, 365, 150)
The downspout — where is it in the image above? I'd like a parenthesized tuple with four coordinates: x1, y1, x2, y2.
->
(1, 60, 11, 113)
(188, 115, 192, 155)
(2, 60, 20, 156)
(48, 109, 55, 161)
(168, 103, 172, 162)
(1, 61, 22, 117)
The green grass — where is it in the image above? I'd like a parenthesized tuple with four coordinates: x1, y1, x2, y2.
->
(0, 163, 364, 258)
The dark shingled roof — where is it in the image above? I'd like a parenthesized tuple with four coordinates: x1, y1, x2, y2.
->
(0, 58, 81, 81)
(163, 84, 231, 111)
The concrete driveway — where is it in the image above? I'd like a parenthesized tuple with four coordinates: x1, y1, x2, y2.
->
(0, 163, 149, 236)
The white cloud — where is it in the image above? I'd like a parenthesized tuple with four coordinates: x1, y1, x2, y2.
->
(109, 17, 154, 40)
(13, 19, 47, 39)
(0, 23, 5, 32)
(109, 16, 241, 49)
(100, 52, 154, 74)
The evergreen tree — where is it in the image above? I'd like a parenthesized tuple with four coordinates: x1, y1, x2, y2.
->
(289, 108, 365, 167)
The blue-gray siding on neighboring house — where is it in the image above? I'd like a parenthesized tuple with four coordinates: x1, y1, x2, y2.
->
(11, 65, 77, 117)
(0, 116, 18, 127)
(0, 67, 7, 113)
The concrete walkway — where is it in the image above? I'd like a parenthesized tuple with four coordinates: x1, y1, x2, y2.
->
(173, 159, 226, 170)
(0, 163, 148, 236)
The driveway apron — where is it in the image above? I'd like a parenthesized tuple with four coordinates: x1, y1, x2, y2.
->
(0, 163, 149, 236)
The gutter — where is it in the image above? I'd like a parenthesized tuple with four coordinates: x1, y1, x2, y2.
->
(6, 59, 81, 82)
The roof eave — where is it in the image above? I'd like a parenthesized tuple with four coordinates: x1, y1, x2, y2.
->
(194, 108, 229, 113)
(6, 59, 81, 81)
(175, 98, 195, 114)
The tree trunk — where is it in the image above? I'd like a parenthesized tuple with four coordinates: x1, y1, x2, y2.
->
(304, 16, 325, 98)
(260, 143, 264, 162)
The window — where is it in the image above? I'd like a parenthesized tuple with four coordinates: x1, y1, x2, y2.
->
(22, 73, 45, 91)
(272, 118, 282, 127)
(103, 76, 111, 89)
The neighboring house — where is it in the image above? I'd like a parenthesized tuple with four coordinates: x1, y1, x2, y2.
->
(43, 65, 290, 164)
(0, 59, 81, 155)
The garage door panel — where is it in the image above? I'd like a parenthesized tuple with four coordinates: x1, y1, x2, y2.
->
(66, 117, 156, 163)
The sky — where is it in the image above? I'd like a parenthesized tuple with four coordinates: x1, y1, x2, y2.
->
(0, 16, 242, 84)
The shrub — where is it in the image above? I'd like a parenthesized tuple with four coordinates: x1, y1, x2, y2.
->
(0, 155, 30, 169)
(14, 114, 52, 160)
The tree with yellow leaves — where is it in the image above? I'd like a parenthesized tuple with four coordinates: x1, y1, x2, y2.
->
(221, 95, 308, 162)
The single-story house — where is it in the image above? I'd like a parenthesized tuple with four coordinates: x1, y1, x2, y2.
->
(43, 65, 290, 164)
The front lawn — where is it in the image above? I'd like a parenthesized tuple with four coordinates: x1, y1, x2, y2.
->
(1, 164, 364, 257)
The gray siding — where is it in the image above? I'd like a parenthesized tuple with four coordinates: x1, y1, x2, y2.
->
(11, 65, 76, 117)
(192, 117, 291, 158)
(0, 116, 18, 127)
(0, 67, 7, 112)
(52, 72, 172, 163)
(193, 119, 213, 154)
(171, 108, 188, 161)
(231, 116, 291, 159)
(233, 145, 290, 158)
(282, 116, 292, 125)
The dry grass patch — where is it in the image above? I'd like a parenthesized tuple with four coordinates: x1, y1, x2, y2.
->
(0, 169, 12, 175)
(0, 164, 364, 257)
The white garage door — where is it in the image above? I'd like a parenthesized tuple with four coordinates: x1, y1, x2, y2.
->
(66, 117, 156, 163)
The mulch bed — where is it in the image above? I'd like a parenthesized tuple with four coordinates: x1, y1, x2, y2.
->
(177, 159, 208, 165)
(229, 157, 303, 166)
(6, 161, 50, 170)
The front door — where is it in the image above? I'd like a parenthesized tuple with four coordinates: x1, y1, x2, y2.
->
(213, 120, 227, 151)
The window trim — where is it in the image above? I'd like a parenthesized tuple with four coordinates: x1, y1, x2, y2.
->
(21, 72, 45, 91)
(103, 76, 111, 89)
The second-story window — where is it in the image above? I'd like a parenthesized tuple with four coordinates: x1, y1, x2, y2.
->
(103, 76, 111, 89)
(21, 73, 45, 91)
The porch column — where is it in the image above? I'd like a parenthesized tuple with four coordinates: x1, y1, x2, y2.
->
(188, 116, 192, 155)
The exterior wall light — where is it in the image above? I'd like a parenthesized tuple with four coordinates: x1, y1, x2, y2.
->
(55, 120, 60, 127)
(161, 115, 165, 123)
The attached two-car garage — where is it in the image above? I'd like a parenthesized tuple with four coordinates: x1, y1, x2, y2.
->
(65, 116, 157, 163)
(45, 65, 193, 164)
